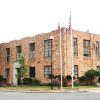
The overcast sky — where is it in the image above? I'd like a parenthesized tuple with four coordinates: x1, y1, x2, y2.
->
(0, 0, 100, 43)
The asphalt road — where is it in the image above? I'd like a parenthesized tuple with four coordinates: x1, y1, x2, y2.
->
(0, 91, 100, 100)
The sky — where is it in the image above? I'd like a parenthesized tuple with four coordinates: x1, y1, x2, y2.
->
(0, 0, 100, 43)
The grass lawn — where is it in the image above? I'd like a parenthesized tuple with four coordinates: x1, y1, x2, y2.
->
(64, 85, 100, 90)
(0, 85, 100, 91)
(0, 85, 58, 91)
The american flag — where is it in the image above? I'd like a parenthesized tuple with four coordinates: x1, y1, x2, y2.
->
(58, 18, 60, 33)
(68, 12, 72, 35)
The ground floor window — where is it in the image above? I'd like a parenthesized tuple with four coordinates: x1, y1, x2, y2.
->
(74, 65, 78, 79)
(29, 67, 35, 77)
(44, 65, 51, 78)
(96, 66, 100, 71)
(5, 68, 10, 78)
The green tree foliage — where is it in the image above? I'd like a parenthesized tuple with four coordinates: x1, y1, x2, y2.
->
(16, 56, 27, 86)
(79, 76, 89, 81)
(85, 70, 100, 78)
(85, 69, 100, 85)
(66, 75, 72, 81)
(0, 75, 7, 86)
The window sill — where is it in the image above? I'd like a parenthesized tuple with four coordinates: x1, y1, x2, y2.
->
(5, 61, 10, 63)
(44, 57, 51, 59)
(29, 58, 35, 60)
(84, 56, 91, 59)
(96, 58, 100, 60)
(73, 56, 78, 58)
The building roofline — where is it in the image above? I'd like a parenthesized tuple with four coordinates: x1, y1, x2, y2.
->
(0, 28, 100, 44)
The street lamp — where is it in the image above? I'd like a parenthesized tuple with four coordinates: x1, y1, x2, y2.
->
(50, 36, 54, 90)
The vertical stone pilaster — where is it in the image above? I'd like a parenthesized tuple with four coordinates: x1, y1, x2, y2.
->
(66, 29, 72, 76)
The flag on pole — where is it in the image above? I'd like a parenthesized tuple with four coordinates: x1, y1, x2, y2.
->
(58, 18, 60, 32)
(68, 12, 72, 35)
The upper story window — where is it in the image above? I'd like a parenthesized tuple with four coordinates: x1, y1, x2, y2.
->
(5, 48, 10, 62)
(29, 43, 35, 59)
(83, 40, 91, 57)
(16, 46, 22, 60)
(73, 38, 78, 56)
(96, 41, 99, 58)
(44, 39, 52, 57)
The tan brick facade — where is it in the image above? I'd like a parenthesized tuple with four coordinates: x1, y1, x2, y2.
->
(0, 28, 100, 84)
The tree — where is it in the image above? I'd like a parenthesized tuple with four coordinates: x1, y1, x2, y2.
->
(85, 69, 100, 85)
(16, 56, 27, 86)
(0, 75, 7, 86)
(66, 75, 72, 81)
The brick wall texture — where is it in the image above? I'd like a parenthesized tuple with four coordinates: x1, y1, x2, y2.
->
(0, 28, 100, 84)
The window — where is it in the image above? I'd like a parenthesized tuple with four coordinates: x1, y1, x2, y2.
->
(16, 68, 21, 74)
(29, 67, 35, 77)
(73, 38, 78, 56)
(44, 39, 52, 57)
(96, 66, 100, 71)
(44, 66, 51, 78)
(83, 40, 91, 57)
(16, 46, 22, 60)
(29, 43, 35, 59)
(5, 48, 10, 62)
(74, 65, 78, 78)
(96, 41, 99, 58)
(5, 68, 10, 78)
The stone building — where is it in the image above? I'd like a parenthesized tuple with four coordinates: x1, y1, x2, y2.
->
(0, 27, 100, 85)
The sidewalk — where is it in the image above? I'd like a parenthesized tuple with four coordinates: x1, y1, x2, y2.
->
(76, 88, 100, 92)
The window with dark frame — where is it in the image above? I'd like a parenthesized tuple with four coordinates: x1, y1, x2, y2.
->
(44, 65, 51, 78)
(16, 46, 22, 60)
(44, 39, 52, 57)
(83, 40, 91, 57)
(29, 67, 35, 77)
(29, 43, 35, 59)
(74, 65, 78, 79)
(73, 38, 78, 56)
(5, 68, 10, 78)
(5, 48, 10, 62)
(96, 66, 100, 71)
(96, 41, 99, 58)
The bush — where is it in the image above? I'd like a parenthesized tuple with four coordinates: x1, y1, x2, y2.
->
(54, 75, 60, 79)
(54, 75, 64, 80)
(85, 70, 100, 78)
(23, 78, 33, 85)
(79, 76, 89, 81)
(32, 79, 40, 85)
(97, 77, 100, 83)
(0, 75, 4, 82)
(74, 81, 80, 86)
(66, 75, 72, 81)
(23, 78, 40, 85)
(85, 70, 100, 85)
(49, 74, 54, 79)
(0, 75, 7, 86)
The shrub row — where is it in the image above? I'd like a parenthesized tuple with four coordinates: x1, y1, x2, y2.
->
(23, 78, 40, 85)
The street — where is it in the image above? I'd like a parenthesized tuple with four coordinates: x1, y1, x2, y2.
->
(0, 91, 100, 100)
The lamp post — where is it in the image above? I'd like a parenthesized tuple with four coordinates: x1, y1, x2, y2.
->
(50, 36, 54, 90)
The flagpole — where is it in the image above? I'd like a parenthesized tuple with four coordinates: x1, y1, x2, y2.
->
(58, 19, 63, 90)
(70, 12, 74, 88)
